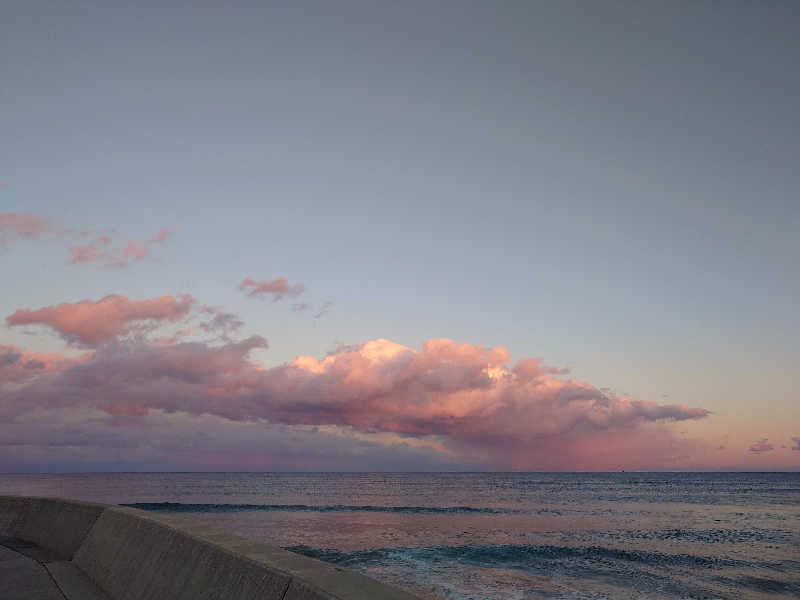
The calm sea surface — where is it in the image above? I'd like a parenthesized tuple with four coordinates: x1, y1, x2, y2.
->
(1, 473, 798, 599)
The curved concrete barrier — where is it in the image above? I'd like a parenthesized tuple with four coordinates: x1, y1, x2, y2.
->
(0, 496, 107, 560)
(1, 496, 420, 600)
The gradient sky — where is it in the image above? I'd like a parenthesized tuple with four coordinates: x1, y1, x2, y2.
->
(1, 1, 798, 471)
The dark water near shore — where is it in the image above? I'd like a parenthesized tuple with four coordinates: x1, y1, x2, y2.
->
(1, 472, 798, 599)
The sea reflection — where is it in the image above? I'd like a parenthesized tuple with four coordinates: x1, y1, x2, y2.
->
(1, 472, 798, 599)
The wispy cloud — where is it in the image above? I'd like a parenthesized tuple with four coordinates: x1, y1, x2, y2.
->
(748, 438, 774, 453)
(1, 211, 170, 267)
(314, 301, 333, 321)
(198, 306, 245, 340)
(0, 212, 54, 243)
(151, 228, 170, 243)
(239, 276, 305, 301)
(69, 229, 170, 268)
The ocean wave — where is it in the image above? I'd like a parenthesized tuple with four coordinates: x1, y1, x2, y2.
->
(588, 527, 798, 545)
(717, 575, 800, 595)
(122, 502, 522, 515)
(285, 543, 796, 599)
(285, 543, 755, 571)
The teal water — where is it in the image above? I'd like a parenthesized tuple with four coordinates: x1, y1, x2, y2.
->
(1, 472, 798, 599)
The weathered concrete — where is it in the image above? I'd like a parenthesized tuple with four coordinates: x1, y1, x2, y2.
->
(121, 510, 420, 600)
(0, 496, 107, 560)
(74, 507, 293, 600)
(47, 561, 113, 600)
(0, 496, 421, 600)
(0, 542, 75, 600)
(1, 495, 112, 600)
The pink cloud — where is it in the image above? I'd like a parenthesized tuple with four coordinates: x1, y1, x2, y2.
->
(6, 294, 195, 346)
(69, 244, 107, 264)
(68, 236, 118, 265)
(0, 335, 268, 421)
(151, 229, 170, 243)
(0, 336, 709, 469)
(122, 241, 149, 260)
(239, 276, 305, 301)
(151, 328, 195, 346)
(68, 229, 168, 267)
(248, 339, 708, 449)
(0, 212, 53, 242)
(748, 438, 774, 453)
(0, 344, 85, 385)
(1, 212, 170, 267)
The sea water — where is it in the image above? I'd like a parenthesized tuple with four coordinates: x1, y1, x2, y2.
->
(1, 472, 797, 599)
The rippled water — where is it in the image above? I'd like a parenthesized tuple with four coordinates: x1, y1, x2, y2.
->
(1, 472, 798, 599)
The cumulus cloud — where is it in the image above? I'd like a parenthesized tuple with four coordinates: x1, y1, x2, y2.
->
(748, 438, 774, 453)
(0, 344, 87, 387)
(239, 276, 304, 301)
(0, 407, 463, 472)
(0, 336, 709, 469)
(0, 335, 267, 421)
(6, 294, 195, 346)
(0, 349, 21, 368)
(151, 328, 195, 346)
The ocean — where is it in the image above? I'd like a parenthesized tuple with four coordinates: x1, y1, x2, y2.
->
(1, 472, 798, 599)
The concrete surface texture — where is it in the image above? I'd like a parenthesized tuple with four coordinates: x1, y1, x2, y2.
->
(1, 543, 64, 600)
(0, 536, 109, 600)
(0, 496, 420, 600)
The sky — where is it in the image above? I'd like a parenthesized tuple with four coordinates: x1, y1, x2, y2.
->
(1, 1, 798, 472)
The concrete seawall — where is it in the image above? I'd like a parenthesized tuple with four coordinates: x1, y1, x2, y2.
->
(0, 496, 420, 600)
